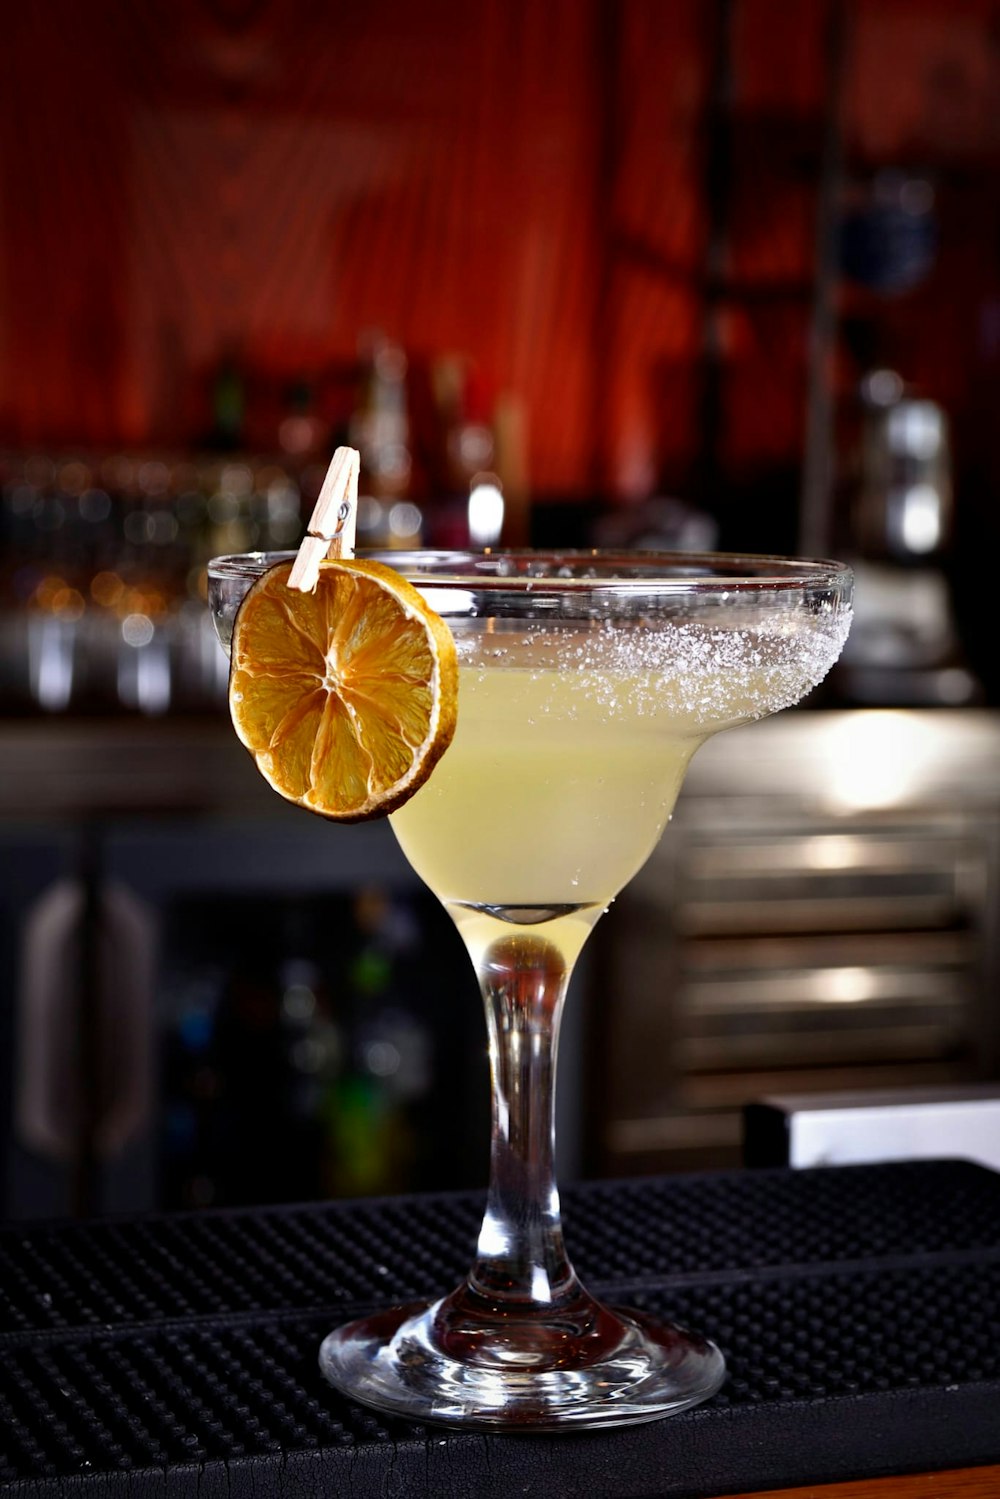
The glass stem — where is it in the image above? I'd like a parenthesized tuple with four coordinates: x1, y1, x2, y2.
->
(468, 932, 577, 1307)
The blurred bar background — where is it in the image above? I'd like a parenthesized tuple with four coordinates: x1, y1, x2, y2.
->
(2, 0, 1000, 1218)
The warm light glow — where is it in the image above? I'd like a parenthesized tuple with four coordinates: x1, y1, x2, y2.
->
(33, 575, 67, 609)
(899, 483, 942, 553)
(822, 967, 876, 1004)
(826, 712, 934, 811)
(90, 569, 123, 605)
(51, 587, 85, 621)
(801, 835, 864, 870)
(468, 479, 504, 547)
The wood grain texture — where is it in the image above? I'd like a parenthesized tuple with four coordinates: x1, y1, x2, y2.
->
(719, 1465, 1000, 1499)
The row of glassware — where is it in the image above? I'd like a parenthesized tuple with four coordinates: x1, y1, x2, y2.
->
(0, 451, 429, 715)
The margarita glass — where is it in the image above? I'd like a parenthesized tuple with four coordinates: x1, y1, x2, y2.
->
(208, 549, 853, 1430)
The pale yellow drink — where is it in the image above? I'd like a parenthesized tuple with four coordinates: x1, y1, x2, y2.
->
(390, 664, 707, 911)
(390, 620, 831, 963)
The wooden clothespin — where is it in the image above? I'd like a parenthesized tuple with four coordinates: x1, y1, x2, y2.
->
(287, 446, 360, 591)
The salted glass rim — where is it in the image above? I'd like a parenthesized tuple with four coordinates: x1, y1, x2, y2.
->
(207, 549, 852, 595)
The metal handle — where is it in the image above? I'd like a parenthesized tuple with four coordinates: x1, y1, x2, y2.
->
(17, 879, 154, 1164)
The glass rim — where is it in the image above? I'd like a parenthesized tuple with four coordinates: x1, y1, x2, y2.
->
(208, 548, 853, 595)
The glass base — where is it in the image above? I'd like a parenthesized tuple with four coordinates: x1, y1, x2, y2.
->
(318, 1294, 725, 1430)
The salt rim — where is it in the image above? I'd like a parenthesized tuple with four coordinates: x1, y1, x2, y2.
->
(453, 607, 854, 727)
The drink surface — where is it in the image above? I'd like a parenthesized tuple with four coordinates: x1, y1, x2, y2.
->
(389, 615, 843, 915)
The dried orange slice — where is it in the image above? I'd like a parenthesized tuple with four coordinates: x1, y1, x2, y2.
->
(229, 559, 457, 821)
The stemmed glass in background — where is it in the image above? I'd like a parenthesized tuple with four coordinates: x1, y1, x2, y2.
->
(209, 549, 852, 1430)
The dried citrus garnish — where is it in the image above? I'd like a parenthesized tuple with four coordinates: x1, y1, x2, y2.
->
(229, 559, 457, 821)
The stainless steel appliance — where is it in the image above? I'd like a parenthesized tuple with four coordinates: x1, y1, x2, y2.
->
(596, 709, 1000, 1173)
(838, 384, 980, 705)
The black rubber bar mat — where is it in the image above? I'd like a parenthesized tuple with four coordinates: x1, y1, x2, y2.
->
(0, 1160, 998, 1497)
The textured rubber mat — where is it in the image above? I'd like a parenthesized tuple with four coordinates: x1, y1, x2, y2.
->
(0, 1161, 998, 1497)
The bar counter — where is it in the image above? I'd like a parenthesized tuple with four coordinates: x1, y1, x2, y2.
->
(0, 1160, 998, 1496)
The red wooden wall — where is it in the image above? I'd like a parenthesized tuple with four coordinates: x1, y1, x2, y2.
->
(1, 0, 997, 498)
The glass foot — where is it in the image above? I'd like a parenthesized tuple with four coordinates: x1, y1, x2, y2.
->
(319, 1292, 725, 1430)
